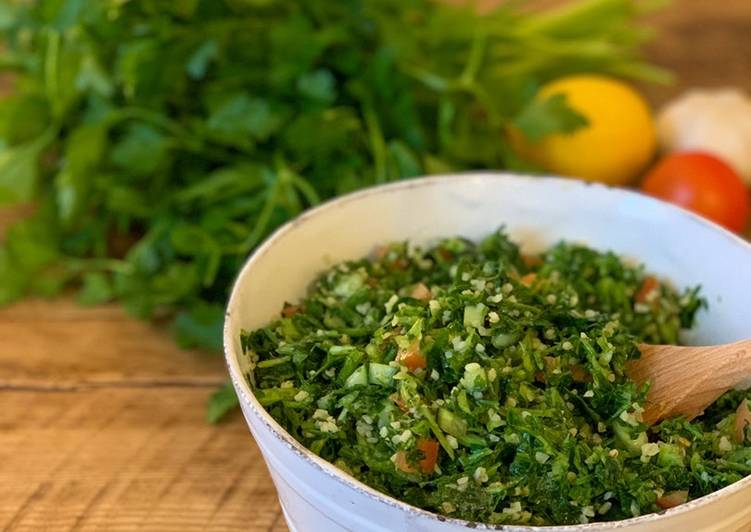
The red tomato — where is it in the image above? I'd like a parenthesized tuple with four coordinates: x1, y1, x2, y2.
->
(397, 343, 427, 373)
(656, 490, 688, 510)
(635, 276, 659, 304)
(392, 439, 439, 475)
(392, 450, 414, 474)
(641, 152, 750, 233)
(417, 439, 439, 474)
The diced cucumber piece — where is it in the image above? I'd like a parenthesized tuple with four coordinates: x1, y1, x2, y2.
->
(459, 433, 487, 448)
(438, 407, 467, 437)
(368, 363, 397, 386)
(344, 364, 368, 388)
(492, 332, 518, 348)
(463, 303, 487, 329)
(613, 421, 647, 455)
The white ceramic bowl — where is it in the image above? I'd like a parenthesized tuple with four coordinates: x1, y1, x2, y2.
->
(224, 174, 751, 532)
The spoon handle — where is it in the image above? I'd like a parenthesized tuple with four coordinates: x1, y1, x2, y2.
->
(723, 339, 751, 390)
(631, 339, 751, 424)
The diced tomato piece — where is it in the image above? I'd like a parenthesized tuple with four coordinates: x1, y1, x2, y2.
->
(417, 439, 439, 474)
(656, 490, 688, 510)
(393, 439, 439, 475)
(521, 254, 543, 267)
(372, 245, 388, 260)
(536, 356, 559, 383)
(570, 364, 592, 383)
(437, 248, 454, 261)
(282, 304, 300, 318)
(393, 451, 415, 473)
(393, 258, 409, 270)
(390, 392, 408, 412)
(635, 276, 659, 303)
(410, 283, 432, 301)
(398, 344, 427, 372)
(520, 273, 537, 287)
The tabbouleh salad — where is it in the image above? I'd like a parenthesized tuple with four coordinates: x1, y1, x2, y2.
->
(242, 229, 751, 526)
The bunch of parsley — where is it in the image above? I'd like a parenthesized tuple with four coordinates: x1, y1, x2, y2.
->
(0, 0, 665, 416)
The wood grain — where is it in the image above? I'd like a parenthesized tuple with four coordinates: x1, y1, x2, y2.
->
(0, 389, 286, 532)
(629, 340, 751, 424)
(0, 299, 224, 389)
(1, 2, 751, 531)
(641, 0, 751, 107)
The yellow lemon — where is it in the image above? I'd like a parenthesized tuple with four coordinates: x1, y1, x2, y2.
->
(513, 75, 657, 185)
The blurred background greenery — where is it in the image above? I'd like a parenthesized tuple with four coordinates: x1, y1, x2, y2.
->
(0, 0, 749, 423)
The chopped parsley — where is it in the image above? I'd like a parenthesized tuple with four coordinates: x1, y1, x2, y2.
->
(244, 229, 750, 525)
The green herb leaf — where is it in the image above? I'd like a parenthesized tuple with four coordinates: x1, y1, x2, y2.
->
(78, 272, 113, 305)
(513, 93, 589, 143)
(186, 40, 219, 80)
(174, 302, 225, 351)
(207, 382, 240, 424)
(110, 123, 169, 176)
(297, 69, 337, 104)
(0, 130, 54, 204)
(206, 93, 282, 147)
(55, 122, 109, 224)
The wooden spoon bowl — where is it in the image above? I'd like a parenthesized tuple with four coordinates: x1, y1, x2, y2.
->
(627, 339, 751, 425)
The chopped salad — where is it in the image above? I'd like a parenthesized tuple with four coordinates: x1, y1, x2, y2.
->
(243, 229, 751, 525)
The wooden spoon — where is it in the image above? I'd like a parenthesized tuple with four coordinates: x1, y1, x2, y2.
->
(626, 340, 751, 425)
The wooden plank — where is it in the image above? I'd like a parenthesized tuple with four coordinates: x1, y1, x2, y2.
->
(0, 299, 226, 388)
(0, 388, 286, 532)
(0, 3, 749, 532)
(0, 298, 125, 321)
(641, 0, 751, 107)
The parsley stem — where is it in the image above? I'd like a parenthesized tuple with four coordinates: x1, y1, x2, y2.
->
(361, 101, 388, 183)
(240, 172, 280, 252)
(65, 258, 133, 274)
(114, 108, 187, 140)
(404, 66, 449, 92)
(256, 356, 291, 369)
(290, 175, 321, 206)
(459, 31, 487, 87)
(112, 107, 236, 162)
(43, 29, 60, 118)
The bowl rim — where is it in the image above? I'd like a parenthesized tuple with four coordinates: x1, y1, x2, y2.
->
(223, 172, 751, 531)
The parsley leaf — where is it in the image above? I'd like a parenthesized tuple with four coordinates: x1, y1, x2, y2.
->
(0, 0, 666, 424)
(207, 382, 240, 424)
(514, 93, 589, 143)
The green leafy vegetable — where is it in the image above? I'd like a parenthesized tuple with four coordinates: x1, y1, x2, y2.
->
(174, 302, 225, 351)
(0, 0, 666, 418)
(514, 93, 590, 142)
(0, 129, 55, 203)
(206, 381, 241, 424)
(244, 229, 751, 526)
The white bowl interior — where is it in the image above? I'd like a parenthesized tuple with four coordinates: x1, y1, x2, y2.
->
(225, 173, 751, 531)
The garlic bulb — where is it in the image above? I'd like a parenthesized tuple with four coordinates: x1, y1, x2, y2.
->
(657, 88, 751, 185)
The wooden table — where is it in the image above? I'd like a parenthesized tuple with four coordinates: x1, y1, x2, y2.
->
(2, 2, 750, 530)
